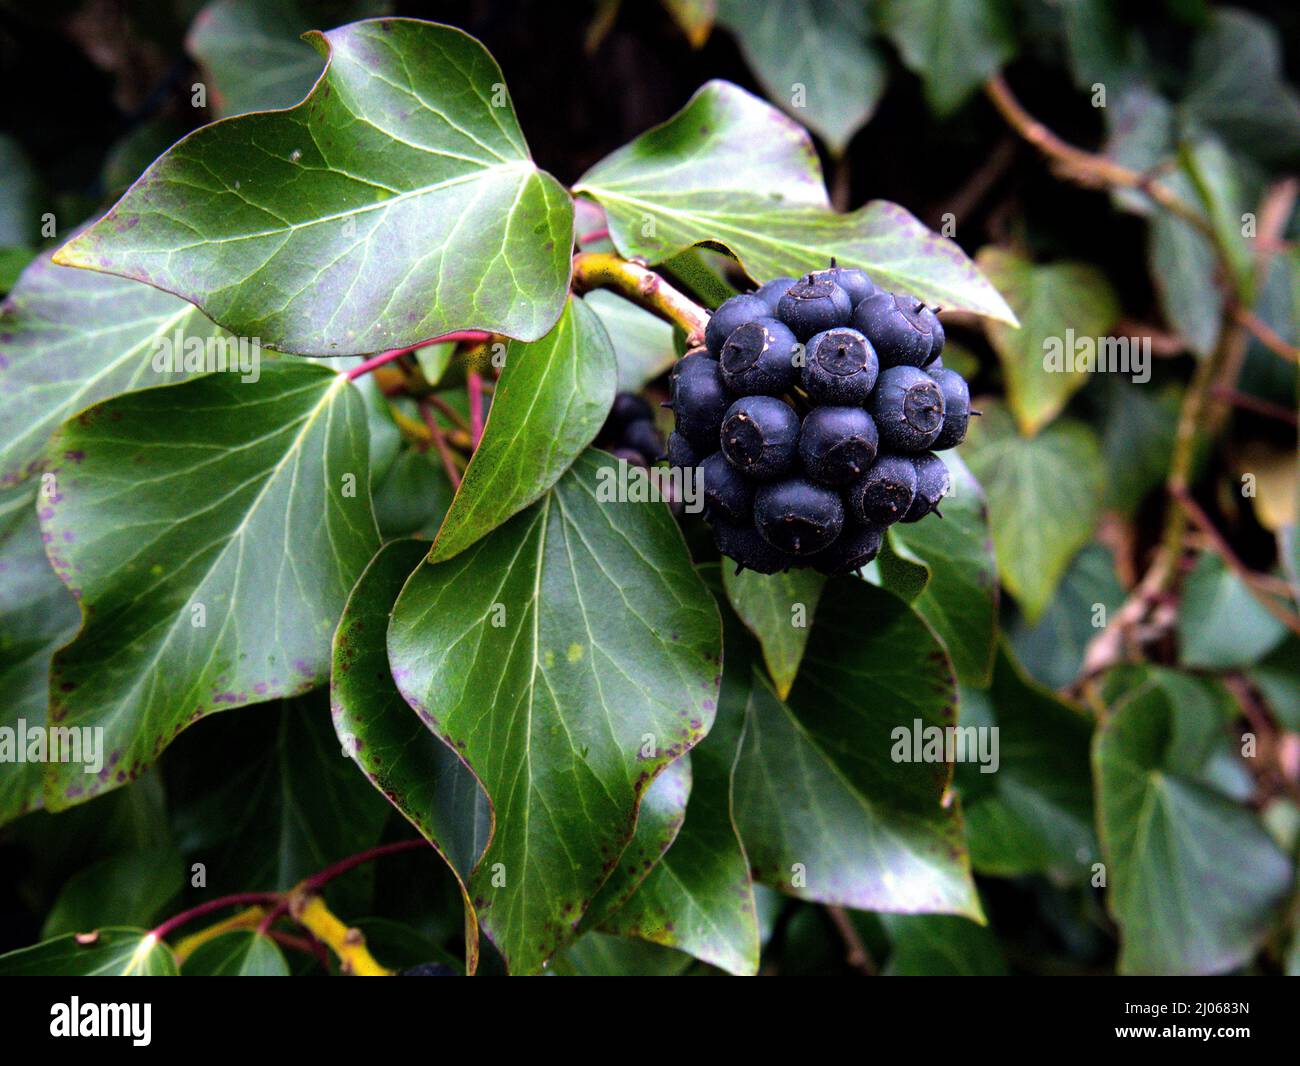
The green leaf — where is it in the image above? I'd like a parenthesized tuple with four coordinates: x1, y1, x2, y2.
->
(1103, 84, 1175, 216)
(164, 693, 391, 906)
(1095, 682, 1292, 975)
(722, 566, 825, 699)
(597, 609, 761, 974)
(40, 361, 379, 809)
(886, 451, 998, 686)
(0, 928, 178, 976)
(1009, 543, 1124, 690)
(878, 0, 1016, 117)
(182, 930, 290, 975)
(1100, 665, 1235, 779)
(429, 298, 616, 563)
(0, 249, 227, 489)
(716, 0, 886, 155)
(0, 488, 79, 823)
(0, 133, 41, 247)
(1178, 552, 1289, 669)
(1148, 169, 1223, 357)
(959, 644, 1097, 881)
(388, 451, 722, 973)
(964, 403, 1103, 623)
(331, 539, 487, 965)
(574, 81, 1016, 324)
(583, 289, 678, 392)
(187, 0, 386, 117)
(1183, 137, 1253, 298)
(552, 932, 695, 976)
(1248, 636, 1300, 731)
(372, 447, 454, 538)
(1059, 0, 1145, 92)
(55, 19, 574, 355)
(881, 913, 1006, 976)
(976, 247, 1121, 434)
(42, 846, 184, 938)
(732, 579, 981, 918)
(1096, 377, 1180, 515)
(1180, 8, 1300, 166)
(580, 756, 692, 932)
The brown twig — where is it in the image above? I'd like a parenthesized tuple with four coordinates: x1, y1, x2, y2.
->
(571, 251, 710, 346)
(1209, 386, 1298, 426)
(826, 906, 877, 975)
(1230, 304, 1299, 364)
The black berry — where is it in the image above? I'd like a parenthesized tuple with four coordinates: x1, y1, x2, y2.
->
(797, 406, 879, 486)
(847, 454, 918, 526)
(819, 265, 877, 307)
(810, 522, 884, 575)
(719, 317, 800, 396)
(605, 392, 653, 431)
(754, 477, 844, 555)
(916, 305, 945, 363)
(666, 430, 700, 469)
(704, 293, 770, 357)
(399, 962, 457, 976)
(712, 518, 795, 575)
(929, 367, 970, 450)
(869, 365, 945, 452)
(701, 450, 754, 522)
(777, 274, 853, 340)
(720, 395, 800, 481)
(900, 453, 951, 522)
(669, 355, 731, 450)
(622, 418, 664, 463)
(752, 275, 797, 313)
(852, 291, 934, 368)
(801, 327, 879, 404)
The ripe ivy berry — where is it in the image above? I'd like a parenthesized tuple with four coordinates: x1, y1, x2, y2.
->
(801, 326, 879, 404)
(815, 263, 876, 307)
(797, 405, 879, 486)
(928, 367, 970, 450)
(669, 355, 731, 449)
(712, 518, 795, 575)
(621, 418, 664, 463)
(847, 454, 918, 526)
(720, 395, 800, 481)
(701, 450, 755, 522)
(704, 293, 770, 357)
(851, 291, 934, 368)
(810, 521, 884, 575)
(605, 392, 653, 430)
(777, 274, 853, 340)
(719, 317, 800, 396)
(752, 275, 798, 313)
(399, 962, 457, 976)
(901, 452, 951, 522)
(869, 365, 945, 452)
(753, 476, 844, 555)
(666, 430, 700, 469)
(916, 305, 945, 363)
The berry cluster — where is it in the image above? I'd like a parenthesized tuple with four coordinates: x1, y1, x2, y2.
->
(666, 264, 973, 575)
(595, 392, 665, 468)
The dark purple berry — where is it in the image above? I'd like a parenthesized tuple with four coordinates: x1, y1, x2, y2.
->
(622, 418, 664, 463)
(810, 522, 885, 575)
(776, 274, 853, 340)
(851, 291, 935, 368)
(754, 477, 844, 556)
(916, 305, 945, 363)
(704, 293, 770, 357)
(928, 367, 970, 450)
(801, 327, 879, 404)
(869, 365, 945, 452)
(720, 395, 800, 481)
(713, 518, 795, 575)
(670, 356, 731, 450)
(819, 265, 877, 307)
(719, 317, 800, 396)
(847, 454, 918, 526)
(751, 276, 797, 313)
(701, 451, 755, 522)
(900, 453, 951, 522)
(666, 430, 700, 469)
(797, 406, 878, 486)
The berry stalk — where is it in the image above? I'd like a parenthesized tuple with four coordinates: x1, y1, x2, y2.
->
(571, 251, 710, 346)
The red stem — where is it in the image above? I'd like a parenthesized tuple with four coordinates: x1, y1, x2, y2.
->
(467, 371, 485, 445)
(345, 331, 492, 381)
(148, 892, 280, 942)
(421, 401, 464, 489)
(578, 226, 610, 244)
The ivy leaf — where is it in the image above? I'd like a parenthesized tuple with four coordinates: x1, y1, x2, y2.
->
(181, 931, 291, 976)
(331, 539, 488, 969)
(388, 451, 722, 974)
(1095, 682, 1293, 975)
(886, 451, 998, 686)
(1096, 377, 1180, 515)
(552, 933, 696, 976)
(959, 644, 1097, 881)
(574, 81, 1017, 324)
(732, 579, 981, 919)
(716, 0, 886, 156)
(963, 403, 1103, 623)
(429, 298, 616, 563)
(0, 250, 224, 489)
(878, 0, 1016, 117)
(722, 566, 825, 699)
(0, 489, 79, 824)
(583, 290, 678, 392)
(55, 19, 574, 355)
(42, 845, 184, 938)
(40, 361, 379, 810)
(976, 248, 1121, 435)
(1177, 552, 1288, 669)
(881, 913, 1006, 976)
(187, 0, 386, 117)
(0, 928, 177, 976)
(1148, 169, 1223, 358)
